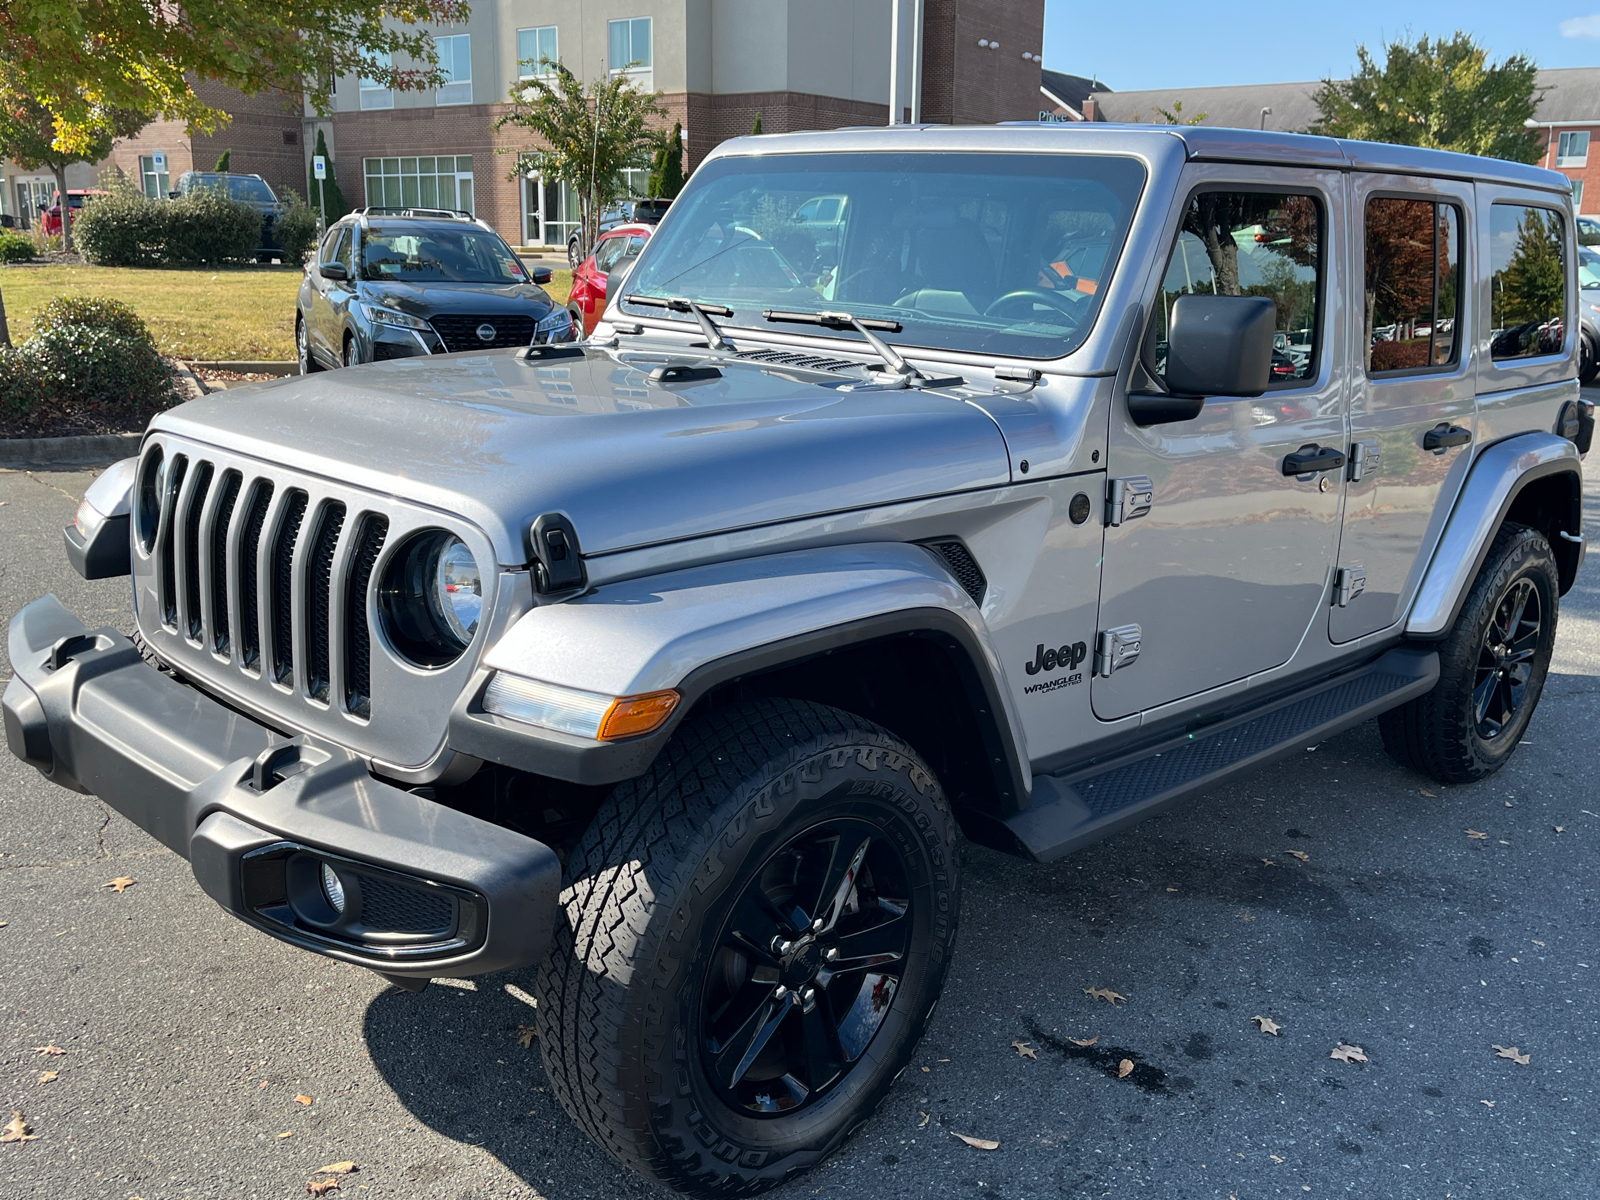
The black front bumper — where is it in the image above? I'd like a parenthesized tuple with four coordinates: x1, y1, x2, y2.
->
(3, 595, 561, 979)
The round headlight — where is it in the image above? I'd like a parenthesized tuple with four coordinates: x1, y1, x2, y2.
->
(379, 530, 483, 667)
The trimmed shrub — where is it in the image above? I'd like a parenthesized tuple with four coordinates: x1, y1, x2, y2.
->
(25, 323, 175, 411)
(0, 346, 48, 422)
(75, 187, 167, 266)
(35, 296, 155, 346)
(163, 186, 262, 264)
(273, 188, 320, 265)
(0, 229, 34, 263)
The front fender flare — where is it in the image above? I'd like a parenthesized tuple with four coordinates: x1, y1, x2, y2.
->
(448, 543, 1030, 801)
(1406, 432, 1582, 638)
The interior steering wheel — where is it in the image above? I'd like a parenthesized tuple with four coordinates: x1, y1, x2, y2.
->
(983, 287, 1088, 321)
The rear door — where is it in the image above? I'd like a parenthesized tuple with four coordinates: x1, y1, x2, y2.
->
(1093, 168, 1349, 720)
(1331, 175, 1475, 642)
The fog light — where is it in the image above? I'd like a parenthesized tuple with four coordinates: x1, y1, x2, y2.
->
(321, 862, 347, 914)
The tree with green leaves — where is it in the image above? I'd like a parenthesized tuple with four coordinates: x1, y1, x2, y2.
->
(213, 150, 231, 172)
(647, 121, 686, 199)
(1307, 32, 1542, 162)
(752, 112, 763, 135)
(307, 129, 349, 225)
(497, 64, 666, 254)
(1154, 100, 1206, 125)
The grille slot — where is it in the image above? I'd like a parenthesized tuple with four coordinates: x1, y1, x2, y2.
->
(735, 347, 860, 373)
(158, 455, 188, 628)
(271, 491, 309, 685)
(238, 481, 274, 671)
(428, 313, 536, 353)
(182, 462, 214, 641)
(355, 874, 454, 935)
(209, 472, 242, 654)
(921, 539, 987, 606)
(305, 501, 346, 703)
(344, 515, 389, 719)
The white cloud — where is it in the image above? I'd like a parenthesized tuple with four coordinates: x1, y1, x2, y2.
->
(1560, 14, 1600, 37)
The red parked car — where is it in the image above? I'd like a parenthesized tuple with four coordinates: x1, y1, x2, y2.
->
(42, 189, 108, 236)
(568, 224, 652, 335)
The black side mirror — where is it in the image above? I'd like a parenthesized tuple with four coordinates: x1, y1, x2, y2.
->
(167, 190, 179, 200)
(319, 261, 348, 281)
(530, 265, 553, 285)
(1128, 294, 1277, 426)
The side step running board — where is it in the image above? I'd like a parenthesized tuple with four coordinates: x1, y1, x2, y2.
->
(1003, 646, 1439, 863)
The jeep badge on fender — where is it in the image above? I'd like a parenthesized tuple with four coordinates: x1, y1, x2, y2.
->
(1026, 640, 1088, 675)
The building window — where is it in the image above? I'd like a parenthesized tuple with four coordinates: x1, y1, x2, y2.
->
(608, 17, 652, 77)
(1556, 130, 1590, 169)
(139, 155, 170, 200)
(518, 26, 559, 79)
(435, 34, 471, 105)
(360, 51, 394, 110)
(1574, 180, 1586, 213)
(365, 155, 475, 215)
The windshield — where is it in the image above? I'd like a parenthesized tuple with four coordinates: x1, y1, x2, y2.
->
(187, 174, 277, 204)
(1580, 245, 1600, 290)
(623, 152, 1146, 359)
(361, 225, 528, 284)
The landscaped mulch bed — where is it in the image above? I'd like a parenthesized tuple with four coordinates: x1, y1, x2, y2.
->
(0, 356, 200, 440)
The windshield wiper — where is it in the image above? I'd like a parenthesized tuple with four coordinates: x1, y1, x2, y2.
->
(623, 294, 733, 350)
(763, 309, 961, 389)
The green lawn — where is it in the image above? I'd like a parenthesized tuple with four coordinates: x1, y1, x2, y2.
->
(0, 264, 574, 362)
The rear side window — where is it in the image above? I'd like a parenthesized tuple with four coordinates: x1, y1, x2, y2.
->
(1489, 204, 1567, 361)
(1152, 190, 1322, 387)
(1364, 197, 1462, 373)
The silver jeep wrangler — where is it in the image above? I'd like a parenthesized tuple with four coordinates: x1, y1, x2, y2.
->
(6, 125, 1589, 1195)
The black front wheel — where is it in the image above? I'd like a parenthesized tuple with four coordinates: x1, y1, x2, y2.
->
(1381, 522, 1558, 782)
(537, 699, 960, 1196)
(296, 314, 321, 374)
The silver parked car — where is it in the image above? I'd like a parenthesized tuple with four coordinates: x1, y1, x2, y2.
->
(12, 124, 1591, 1197)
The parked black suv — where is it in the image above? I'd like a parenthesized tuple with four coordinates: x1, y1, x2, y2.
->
(296, 208, 575, 372)
(171, 171, 286, 262)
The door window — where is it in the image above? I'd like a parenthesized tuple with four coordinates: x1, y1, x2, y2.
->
(318, 226, 343, 262)
(593, 235, 629, 274)
(1151, 191, 1322, 387)
(336, 227, 355, 274)
(1489, 204, 1567, 361)
(1364, 198, 1462, 373)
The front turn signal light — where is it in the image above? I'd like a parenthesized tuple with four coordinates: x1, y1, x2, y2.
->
(598, 690, 681, 740)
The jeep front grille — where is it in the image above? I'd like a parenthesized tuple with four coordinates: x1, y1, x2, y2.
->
(134, 435, 498, 771)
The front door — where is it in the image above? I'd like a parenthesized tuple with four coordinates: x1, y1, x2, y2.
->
(1330, 176, 1476, 642)
(1093, 169, 1349, 721)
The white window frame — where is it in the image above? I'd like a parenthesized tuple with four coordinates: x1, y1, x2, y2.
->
(607, 16, 653, 87)
(364, 155, 475, 215)
(360, 50, 394, 110)
(1556, 130, 1590, 169)
(517, 26, 559, 80)
(138, 155, 170, 201)
(435, 33, 472, 106)
(1574, 179, 1586, 214)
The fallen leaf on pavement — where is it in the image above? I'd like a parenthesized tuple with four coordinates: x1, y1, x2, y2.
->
(1330, 1043, 1368, 1064)
(277, 1131, 294, 1139)
(1287, 851, 1310, 863)
(1116, 1058, 1134, 1078)
(1420, 789, 1436, 797)
(1533, 940, 1545, 947)
(306, 1181, 340, 1196)
(1260, 858, 1276, 866)
(1083, 987, 1126, 1005)
(916, 1112, 930, 1129)
(1252, 1016, 1282, 1036)
(295, 1094, 313, 1106)
(1270, 1154, 1285, 1164)
(35, 1071, 57, 1085)
(951, 1132, 1000, 1151)
(103, 877, 136, 893)
(1166, 887, 1178, 893)
(515, 1024, 538, 1048)
(32, 1045, 65, 1057)
(1, 1112, 39, 1143)
(1466, 830, 1488, 840)
(315, 1162, 358, 1175)
(920, 1066, 930, 1073)
(1493, 1045, 1531, 1065)
(1011, 1040, 1037, 1060)
(1554, 826, 1565, 833)
(1067, 1035, 1099, 1047)
(1481, 1100, 1495, 1108)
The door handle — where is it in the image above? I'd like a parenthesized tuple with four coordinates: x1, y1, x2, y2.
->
(1423, 423, 1471, 452)
(1282, 444, 1347, 476)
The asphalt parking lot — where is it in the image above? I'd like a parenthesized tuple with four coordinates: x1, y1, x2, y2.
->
(2, 454, 1599, 1200)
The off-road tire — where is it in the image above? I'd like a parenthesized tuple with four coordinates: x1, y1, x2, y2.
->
(535, 698, 961, 1197)
(1380, 522, 1558, 783)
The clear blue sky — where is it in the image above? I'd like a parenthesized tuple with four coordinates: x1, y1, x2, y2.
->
(1042, 2, 1600, 92)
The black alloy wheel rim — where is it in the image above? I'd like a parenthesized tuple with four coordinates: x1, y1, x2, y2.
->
(700, 818, 914, 1117)
(297, 318, 310, 373)
(1474, 577, 1542, 740)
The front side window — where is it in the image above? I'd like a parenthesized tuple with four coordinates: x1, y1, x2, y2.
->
(360, 224, 525, 284)
(360, 50, 393, 110)
(436, 33, 471, 105)
(593, 235, 630, 273)
(335, 226, 355, 273)
(518, 26, 559, 78)
(1151, 190, 1322, 386)
(319, 225, 344, 262)
(1557, 130, 1590, 168)
(1364, 197, 1462, 374)
(623, 151, 1146, 360)
(608, 17, 652, 72)
(1489, 204, 1567, 361)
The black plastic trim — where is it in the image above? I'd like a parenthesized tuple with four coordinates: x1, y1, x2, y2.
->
(63, 514, 131, 580)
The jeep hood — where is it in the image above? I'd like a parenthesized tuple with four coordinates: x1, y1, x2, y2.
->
(150, 347, 1012, 563)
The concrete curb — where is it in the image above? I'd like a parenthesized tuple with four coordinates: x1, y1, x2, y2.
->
(183, 360, 298, 376)
(0, 431, 143, 465)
